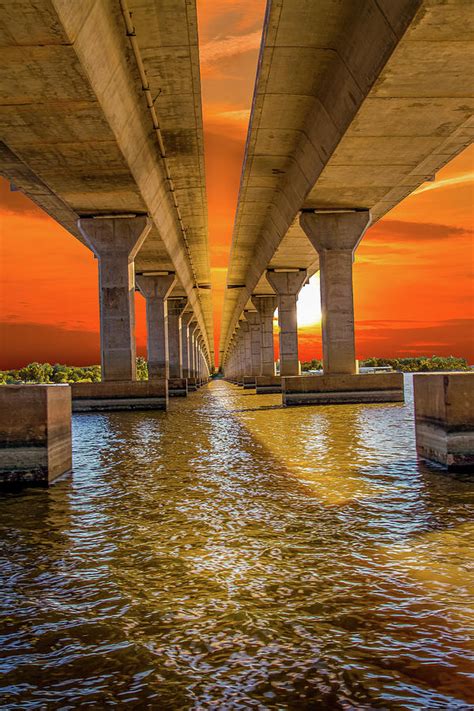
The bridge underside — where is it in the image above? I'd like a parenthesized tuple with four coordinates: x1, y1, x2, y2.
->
(0, 0, 214, 364)
(221, 0, 473, 362)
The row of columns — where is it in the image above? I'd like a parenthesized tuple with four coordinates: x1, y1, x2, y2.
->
(77, 215, 210, 383)
(224, 210, 371, 380)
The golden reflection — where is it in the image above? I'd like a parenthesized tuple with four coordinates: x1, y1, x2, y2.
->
(222, 382, 393, 506)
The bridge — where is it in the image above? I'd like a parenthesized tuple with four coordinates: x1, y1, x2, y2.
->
(0, 0, 213, 406)
(0, 0, 473, 484)
(219, 0, 473, 404)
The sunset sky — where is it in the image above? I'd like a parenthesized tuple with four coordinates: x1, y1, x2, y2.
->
(0, 0, 473, 369)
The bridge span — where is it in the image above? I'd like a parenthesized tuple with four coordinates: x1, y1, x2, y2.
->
(0, 0, 213, 401)
(220, 0, 473, 405)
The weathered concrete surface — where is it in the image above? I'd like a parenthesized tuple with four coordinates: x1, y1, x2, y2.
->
(252, 296, 278, 376)
(266, 270, 307, 376)
(243, 376, 256, 390)
(300, 211, 371, 375)
(256, 375, 282, 394)
(137, 273, 176, 379)
(78, 216, 151, 381)
(414, 373, 474, 471)
(0, 385, 72, 487)
(0, 0, 214, 365)
(71, 380, 167, 412)
(244, 311, 262, 376)
(168, 298, 188, 378)
(219, 0, 474, 366)
(181, 312, 194, 378)
(168, 378, 188, 398)
(187, 377, 198, 392)
(282, 373, 404, 407)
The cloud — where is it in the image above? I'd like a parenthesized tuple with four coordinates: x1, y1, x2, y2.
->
(296, 318, 474, 362)
(368, 219, 470, 242)
(414, 172, 474, 196)
(216, 109, 251, 122)
(200, 31, 262, 64)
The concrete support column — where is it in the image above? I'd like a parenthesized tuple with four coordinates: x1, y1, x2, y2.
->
(266, 269, 307, 376)
(300, 210, 371, 375)
(252, 295, 278, 376)
(194, 331, 201, 380)
(167, 298, 188, 378)
(136, 273, 176, 379)
(239, 321, 252, 375)
(181, 312, 194, 377)
(244, 311, 262, 376)
(188, 323, 198, 377)
(78, 216, 151, 381)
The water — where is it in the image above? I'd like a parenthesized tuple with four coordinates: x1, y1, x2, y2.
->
(1, 376, 473, 709)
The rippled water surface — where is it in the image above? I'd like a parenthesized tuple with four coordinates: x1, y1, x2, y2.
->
(1, 377, 473, 709)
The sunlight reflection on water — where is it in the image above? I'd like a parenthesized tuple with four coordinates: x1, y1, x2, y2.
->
(0, 376, 473, 709)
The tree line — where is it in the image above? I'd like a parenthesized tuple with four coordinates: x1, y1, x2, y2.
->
(300, 355, 470, 372)
(0, 355, 469, 384)
(0, 357, 149, 384)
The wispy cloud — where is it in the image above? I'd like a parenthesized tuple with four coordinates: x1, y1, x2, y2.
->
(200, 31, 262, 64)
(216, 109, 251, 122)
(367, 219, 470, 242)
(413, 172, 474, 195)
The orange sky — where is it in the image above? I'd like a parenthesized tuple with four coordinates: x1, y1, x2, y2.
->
(0, 0, 473, 369)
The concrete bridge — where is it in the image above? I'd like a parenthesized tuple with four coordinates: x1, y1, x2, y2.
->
(0, 0, 473, 486)
(0, 0, 213, 408)
(220, 0, 473, 405)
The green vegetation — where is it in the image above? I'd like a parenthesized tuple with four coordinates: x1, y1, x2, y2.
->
(300, 355, 470, 373)
(361, 356, 470, 372)
(136, 356, 148, 381)
(0, 357, 149, 384)
(301, 359, 323, 371)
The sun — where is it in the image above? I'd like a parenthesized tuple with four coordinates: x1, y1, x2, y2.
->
(297, 274, 322, 327)
(273, 274, 322, 329)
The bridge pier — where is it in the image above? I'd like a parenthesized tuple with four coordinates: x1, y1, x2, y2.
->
(137, 272, 176, 381)
(242, 310, 261, 388)
(281, 211, 404, 407)
(72, 217, 168, 412)
(0, 385, 72, 488)
(168, 298, 188, 397)
(252, 295, 278, 393)
(187, 323, 199, 391)
(266, 269, 307, 377)
(238, 321, 253, 386)
(300, 211, 370, 375)
(181, 312, 194, 378)
(78, 216, 151, 382)
(414, 373, 474, 472)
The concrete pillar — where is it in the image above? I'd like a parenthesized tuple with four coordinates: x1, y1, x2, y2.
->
(181, 312, 194, 377)
(167, 298, 188, 378)
(78, 216, 151, 381)
(266, 269, 307, 376)
(244, 311, 262, 376)
(239, 321, 252, 376)
(194, 330, 201, 380)
(238, 331, 247, 380)
(252, 295, 277, 376)
(414, 373, 474, 471)
(136, 273, 176, 379)
(300, 210, 371, 375)
(188, 322, 198, 376)
(0, 385, 72, 487)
